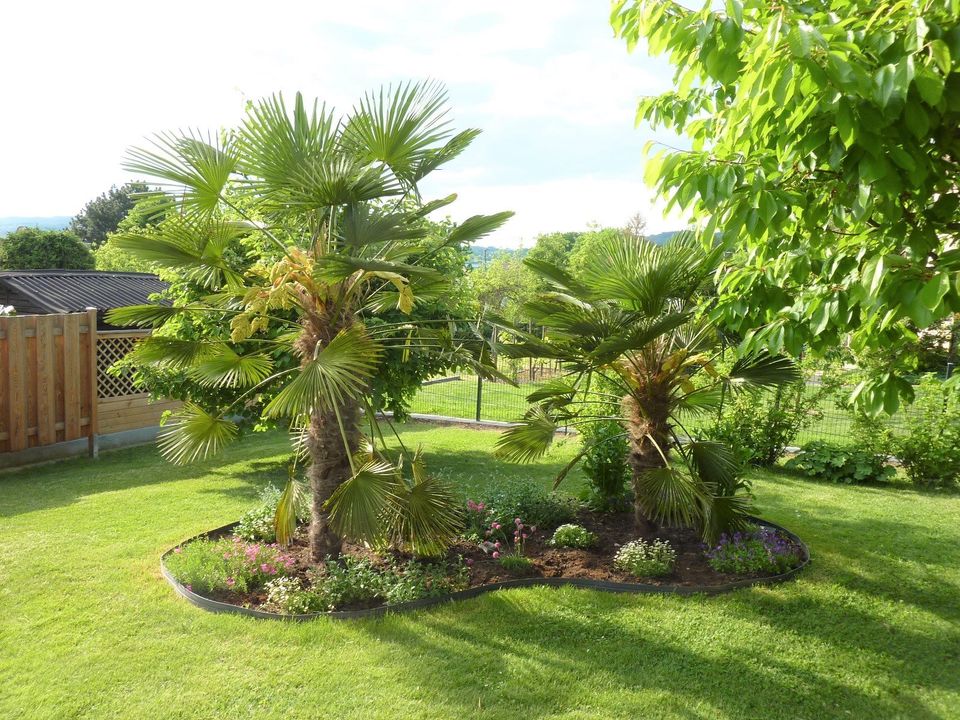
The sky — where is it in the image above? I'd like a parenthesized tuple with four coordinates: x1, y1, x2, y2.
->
(0, 1, 686, 247)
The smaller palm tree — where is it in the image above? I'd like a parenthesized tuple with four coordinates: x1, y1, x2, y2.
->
(494, 233, 799, 542)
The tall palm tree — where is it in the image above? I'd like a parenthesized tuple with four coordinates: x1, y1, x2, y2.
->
(494, 233, 799, 542)
(108, 82, 512, 561)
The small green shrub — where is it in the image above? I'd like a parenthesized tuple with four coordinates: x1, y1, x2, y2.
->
(309, 556, 470, 611)
(475, 480, 578, 532)
(705, 526, 801, 574)
(499, 555, 533, 572)
(165, 537, 295, 594)
(897, 375, 960, 490)
(263, 576, 321, 614)
(236, 483, 310, 542)
(311, 557, 390, 610)
(613, 539, 675, 577)
(785, 441, 895, 484)
(579, 416, 631, 512)
(385, 559, 469, 605)
(549, 523, 598, 548)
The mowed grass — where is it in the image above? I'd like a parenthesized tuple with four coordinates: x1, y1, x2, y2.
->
(1, 423, 958, 720)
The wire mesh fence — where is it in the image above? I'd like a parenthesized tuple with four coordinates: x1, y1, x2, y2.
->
(408, 372, 939, 446)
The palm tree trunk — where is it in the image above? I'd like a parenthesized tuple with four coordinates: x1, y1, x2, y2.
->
(304, 401, 359, 561)
(296, 313, 360, 562)
(623, 393, 670, 534)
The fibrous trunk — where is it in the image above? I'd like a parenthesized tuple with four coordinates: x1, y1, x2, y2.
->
(623, 391, 671, 534)
(297, 313, 360, 562)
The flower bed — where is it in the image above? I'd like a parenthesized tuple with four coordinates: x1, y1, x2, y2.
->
(162, 500, 808, 620)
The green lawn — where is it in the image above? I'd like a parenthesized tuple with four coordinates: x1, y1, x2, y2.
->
(1, 423, 958, 719)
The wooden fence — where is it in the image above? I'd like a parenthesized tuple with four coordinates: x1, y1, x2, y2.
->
(0, 309, 178, 457)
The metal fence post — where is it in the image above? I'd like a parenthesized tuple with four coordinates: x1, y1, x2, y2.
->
(475, 374, 483, 421)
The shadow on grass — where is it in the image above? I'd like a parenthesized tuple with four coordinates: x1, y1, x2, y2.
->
(356, 588, 944, 719)
(0, 433, 292, 519)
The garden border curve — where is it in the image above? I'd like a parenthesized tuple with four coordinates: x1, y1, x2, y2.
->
(160, 516, 809, 621)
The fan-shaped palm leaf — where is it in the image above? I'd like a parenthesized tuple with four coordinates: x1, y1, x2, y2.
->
(494, 407, 558, 462)
(188, 346, 274, 388)
(157, 403, 238, 465)
(263, 325, 381, 418)
(325, 459, 400, 542)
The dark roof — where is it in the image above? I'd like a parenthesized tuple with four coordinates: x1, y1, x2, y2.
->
(0, 270, 169, 315)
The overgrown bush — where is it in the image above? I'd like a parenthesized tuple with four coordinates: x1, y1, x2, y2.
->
(613, 539, 675, 577)
(785, 441, 895, 484)
(897, 375, 960, 490)
(579, 419, 631, 512)
(705, 526, 801, 574)
(549, 524, 598, 549)
(473, 481, 578, 532)
(165, 537, 295, 594)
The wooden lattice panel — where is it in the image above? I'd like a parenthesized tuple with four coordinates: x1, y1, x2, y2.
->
(96, 332, 147, 399)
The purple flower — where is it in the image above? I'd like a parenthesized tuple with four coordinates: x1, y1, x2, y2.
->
(466, 558, 474, 567)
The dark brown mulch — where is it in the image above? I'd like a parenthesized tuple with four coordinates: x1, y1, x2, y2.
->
(197, 509, 799, 612)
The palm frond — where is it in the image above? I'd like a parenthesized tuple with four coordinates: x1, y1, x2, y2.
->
(445, 212, 515, 246)
(157, 403, 238, 465)
(124, 131, 237, 215)
(633, 466, 707, 528)
(343, 80, 454, 187)
(685, 440, 740, 493)
(494, 407, 558, 463)
(188, 345, 274, 388)
(125, 336, 214, 369)
(700, 493, 754, 545)
(727, 351, 801, 390)
(386, 449, 463, 557)
(263, 325, 381, 418)
(105, 303, 180, 328)
(325, 458, 399, 542)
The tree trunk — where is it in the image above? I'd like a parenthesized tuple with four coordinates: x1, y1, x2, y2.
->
(623, 391, 671, 534)
(296, 313, 361, 562)
(304, 401, 360, 562)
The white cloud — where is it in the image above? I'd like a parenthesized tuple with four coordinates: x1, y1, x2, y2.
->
(0, 0, 678, 241)
(421, 174, 688, 248)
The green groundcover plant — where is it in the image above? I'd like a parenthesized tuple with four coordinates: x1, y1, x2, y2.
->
(705, 526, 802, 575)
(785, 441, 895, 484)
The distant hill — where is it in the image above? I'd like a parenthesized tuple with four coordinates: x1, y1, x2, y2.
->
(647, 230, 678, 245)
(0, 216, 71, 235)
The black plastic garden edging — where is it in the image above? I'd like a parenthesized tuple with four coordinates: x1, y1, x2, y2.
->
(160, 516, 810, 621)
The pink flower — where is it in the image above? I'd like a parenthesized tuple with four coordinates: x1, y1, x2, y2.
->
(173, 547, 182, 554)
(493, 523, 501, 530)
(492, 552, 500, 559)
(494, 541, 501, 549)
(515, 518, 522, 525)
(260, 563, 277, 574)
(226, 577, 235, 587)
(223, 552, 232, 559)
(185, 584, 193, 592)
(478, 502, 485, 510)
(466, 558, 474, 566)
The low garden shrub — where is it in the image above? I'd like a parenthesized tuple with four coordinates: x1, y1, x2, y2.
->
(785, 441, 895, 484)
(579, 417, 631, 512)
(613, 539, 675, 577)
(470, 481, 578, 533)
(165, 537, 295, 594)
(235, 482, 310, 543)
(263, 576, 320, 614)
(705, 526, 801, 574)
(480, 516, 536, 572)
(549, 523, 598, 548)
(897, 375, 960, 490)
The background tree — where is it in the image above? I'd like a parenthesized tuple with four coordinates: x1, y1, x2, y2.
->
(614, 0, 960, 413)
(110, 83, 512, 561)
(71, 182, 152, 246)
(0, 227, 94, 270)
